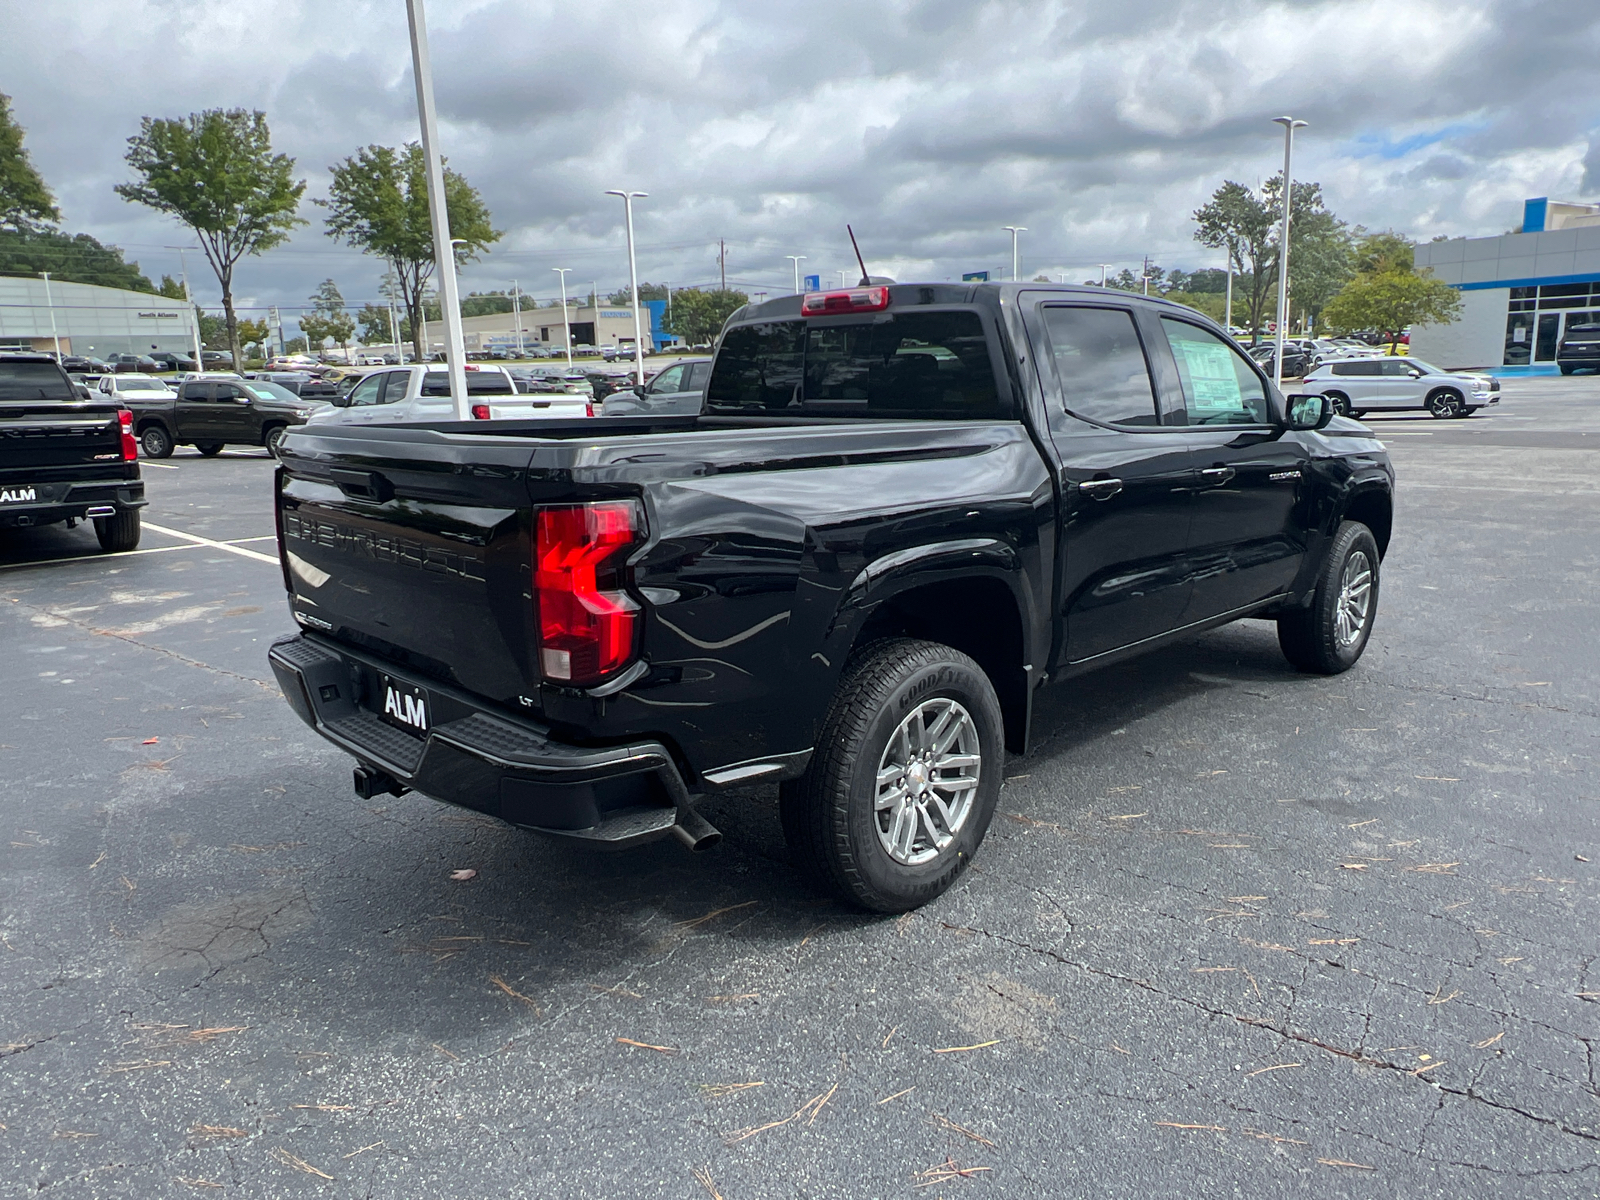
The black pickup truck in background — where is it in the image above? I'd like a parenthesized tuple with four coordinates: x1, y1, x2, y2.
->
(268, 283, 1394, 911)
(128, 377, 328, 458)
(0, 353, 145, 551)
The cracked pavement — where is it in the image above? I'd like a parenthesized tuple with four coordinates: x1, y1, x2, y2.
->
(1, 383, 1597, 1197)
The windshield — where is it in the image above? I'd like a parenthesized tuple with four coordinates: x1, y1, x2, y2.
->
(0, 360, 76, 401)
(243, 381, 302, 403)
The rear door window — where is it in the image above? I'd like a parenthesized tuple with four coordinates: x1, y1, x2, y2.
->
(685, 361, 712, 390)
(1160, 318, 1270, 426)
(707, 311, 1001, 418)
(1038, 306, 1160, 426)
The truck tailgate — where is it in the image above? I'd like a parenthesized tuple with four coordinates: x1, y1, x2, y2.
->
(275, 425, 542, 704)
(0, 403, 126, 471)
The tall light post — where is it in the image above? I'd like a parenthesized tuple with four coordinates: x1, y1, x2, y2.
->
(511, 278, 523, 358)
(39, 271, 62, 362)
(165, 245, 205, 370)
(787, 254, 806, 294)
(552, 267, 574, 371)
(385, 266, 404, 364)
(405, 0, 468, 416)
(1272, 115, 1308, 388)
(605, 190, 649, 388)
(1099, 264, 1112, 287)
(1223, 242, 1235, 332)
(1002, 226, 1026, 281)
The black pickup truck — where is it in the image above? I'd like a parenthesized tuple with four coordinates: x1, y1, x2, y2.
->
(129, 377, 326, 458)
(0, 353, 145, 551)
(268, 283, 1394, 911)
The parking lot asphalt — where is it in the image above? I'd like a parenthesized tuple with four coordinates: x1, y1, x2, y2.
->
(2, 380, 1597, 1198)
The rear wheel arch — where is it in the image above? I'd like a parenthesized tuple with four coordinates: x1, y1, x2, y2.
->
(847, 574, 1032, 754)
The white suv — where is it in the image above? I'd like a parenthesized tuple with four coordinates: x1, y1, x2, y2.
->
(1299, 358, 1498, 419)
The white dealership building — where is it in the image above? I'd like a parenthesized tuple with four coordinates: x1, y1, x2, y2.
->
(0, 275, 200, 359)
(1409, 197, 1600, 371)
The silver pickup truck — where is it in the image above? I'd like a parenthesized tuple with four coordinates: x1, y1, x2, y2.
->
(308, 365, 592, 426)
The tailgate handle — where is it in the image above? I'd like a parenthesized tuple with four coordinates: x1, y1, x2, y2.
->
(330, 468, 394, 502)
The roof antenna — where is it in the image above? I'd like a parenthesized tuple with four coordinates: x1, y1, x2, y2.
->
(847, 224, 870, 286)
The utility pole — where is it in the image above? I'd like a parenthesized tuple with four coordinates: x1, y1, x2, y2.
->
(787, 255, 806, 294)
(511, 279, 523, 358)
(1272, 115, 1308, 388)
(39, 272, 61, 362)
(719, 240, 727, 292)
(270, 306, 284, 356)
(1141, 255, 1151, 296)
(552, 268, 573, 371)
(405, 0, 468, 416)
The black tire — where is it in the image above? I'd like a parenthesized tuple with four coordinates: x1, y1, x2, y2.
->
(779, 638, 1004, 913)
(196, 442, 225, 456)
(93, 508, 141, 553)
(1559, 364, 1575, 375)
(139, 425, 174, 459)
(264, 424, 287, 456)
(1325, 391, 1352, 417)
(1426, 389, 1462, 419)
(1278, 521, 1379, 675)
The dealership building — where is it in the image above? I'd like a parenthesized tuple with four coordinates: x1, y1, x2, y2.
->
(1409, 197, 1600, 371)
(0, 275, 201, 358)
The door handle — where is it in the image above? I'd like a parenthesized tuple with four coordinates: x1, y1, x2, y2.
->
(1199, 466, 1235, 485)
(1078, 478, 1123, 501)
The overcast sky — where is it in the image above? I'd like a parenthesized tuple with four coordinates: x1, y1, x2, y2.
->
(5, 0, 1599, 320)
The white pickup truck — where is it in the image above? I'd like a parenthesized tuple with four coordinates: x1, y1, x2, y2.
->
(307, 365, 591, 427)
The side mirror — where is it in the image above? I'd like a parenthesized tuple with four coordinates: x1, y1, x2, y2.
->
(1284, 392, 1334, 432)
(1407, 369, 1422, 378)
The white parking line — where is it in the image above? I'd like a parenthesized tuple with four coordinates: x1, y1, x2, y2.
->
(0, 542, 206, 571)
(142, 521, 281, 565)
(139, 461, 180, 470)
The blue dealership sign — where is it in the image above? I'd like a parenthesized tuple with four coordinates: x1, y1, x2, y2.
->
(962, 271, 990, 282)
(803, 274, 821, 291)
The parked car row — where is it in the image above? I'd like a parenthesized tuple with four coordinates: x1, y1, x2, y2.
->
(1297, 358, 1498, 418)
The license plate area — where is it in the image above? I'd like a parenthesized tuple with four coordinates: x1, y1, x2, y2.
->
(378, 674, 431, 736)
(0, 484, 41, 505)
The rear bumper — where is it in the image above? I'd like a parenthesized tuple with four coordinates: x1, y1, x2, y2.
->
(268, 633, 691, 846)
(0, 478, 145, 528)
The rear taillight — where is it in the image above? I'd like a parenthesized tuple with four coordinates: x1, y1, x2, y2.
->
(801, 286, 890, 316)
(534, 501, 642, 685)
(118, 409, 137, 461)
(584, 401, 595, 417)
(471, 403, 491, 420)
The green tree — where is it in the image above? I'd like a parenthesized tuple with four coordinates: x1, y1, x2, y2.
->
(1193, 181, 1279, 341)
(1163, 292, 1228, 323)
(299, 278, 355, 355)
(0, 93, 59, 229)
(116, 108, 306, 367)
(156, 274, 187, 300)
(235, 315, 268, 352)
(460, 290, 515, 317)
(320, 143, 500, 361)
(356, 303, 394, 345)
(1321, 270, 1460, 352)
(607, 282, 670, 305)
(661, 288, 748, 344)
(1351, 230, 1414, 275)
(0, 227, 157, 290)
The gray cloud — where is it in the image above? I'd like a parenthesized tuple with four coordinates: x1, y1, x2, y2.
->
(3, 0, 1598, 319)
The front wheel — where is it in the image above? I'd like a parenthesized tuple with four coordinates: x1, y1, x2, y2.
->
(93, 509, 141, 553)
(1278, 520, 1379, 674)
(1325, 391, 1352, 418)
(1427, 390, 1463, 418)
(780, 638, 1003, 912)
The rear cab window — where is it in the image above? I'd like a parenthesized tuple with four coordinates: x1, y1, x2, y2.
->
(0, 360, 81, 402)
(1037, 306, 1161, 427)
(706, 309, 1005, 419)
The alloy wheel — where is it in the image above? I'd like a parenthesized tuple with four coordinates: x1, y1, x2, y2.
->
(873, 698, 982, 866)
(1334, 550, 1373, 648)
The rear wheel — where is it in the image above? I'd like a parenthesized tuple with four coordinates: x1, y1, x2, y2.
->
(1278, 520, 1379, 675)
(1427, 389, 1463, 418)
(93, 509, 141, 553)
(264, 424, 287, 455)
(196, 442, 224, 456)
(1560, 364, 1575, 375)
(139, 425, 174, 459)
(779, 638, 1003, 912)
(1325, 391, 1352, 417)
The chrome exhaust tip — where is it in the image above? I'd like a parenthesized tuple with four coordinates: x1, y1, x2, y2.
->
(670, 807, 721, 852)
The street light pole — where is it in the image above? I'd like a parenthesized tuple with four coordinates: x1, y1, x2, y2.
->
(511, 278, 523, 358)
(165, 245, 205, 370)
(604, 190, 649, 388)
(1002, 227, 1026, 281)
(1224, 243, 1234, 332)
(405, 0, 468, 417)
(1099, 264, 1111, 287)
(39, 272, 61, 362)
(1272, 115, 1308, 388)
(552, 268, 573, 372)
(787, 255, 806, 294)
